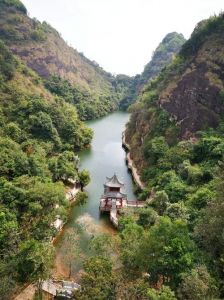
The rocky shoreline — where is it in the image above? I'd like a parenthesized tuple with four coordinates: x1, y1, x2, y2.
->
(122, 132, 145, 190)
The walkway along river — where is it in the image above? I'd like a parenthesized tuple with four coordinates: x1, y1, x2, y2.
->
(54, 111, 137, 280)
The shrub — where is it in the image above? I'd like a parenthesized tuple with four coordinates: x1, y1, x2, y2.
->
(0, 40, 17, 80)
(0, 0, 27, 14)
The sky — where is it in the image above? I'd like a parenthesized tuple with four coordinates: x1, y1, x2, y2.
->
(21, 0, 223, 76)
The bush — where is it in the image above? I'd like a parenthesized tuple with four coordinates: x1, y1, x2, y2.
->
(31, 29, 46, 42)
(137, 207, 158, 228)
(75, 191, 88, 206)
(0, 0, 27, 14)
(0, 40, 17, 80)
(179, 160, 203, 185)
(177, 266, 218, 300)
(144, 136, 168, 164)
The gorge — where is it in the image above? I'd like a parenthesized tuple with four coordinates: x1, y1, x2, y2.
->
(0, 0, 224, 299)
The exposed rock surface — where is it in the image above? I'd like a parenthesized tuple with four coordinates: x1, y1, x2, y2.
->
(126, 14, 224, 173)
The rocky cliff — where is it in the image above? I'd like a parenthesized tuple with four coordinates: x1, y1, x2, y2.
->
(0, 0, 119, 119)
(139, 32, 186, 87)
(119, 32, 186, 110)
(126, 13, 224, 171)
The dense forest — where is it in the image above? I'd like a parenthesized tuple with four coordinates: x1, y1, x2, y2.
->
(1, 0, 224, 299)
(0, 36, 93, 298)
(0, 0, 122, 120)
(121, 12, 224, 299)
(45, 12, 224, 300)
(64, 13, 224, 300)
(0, 0, 187, 119)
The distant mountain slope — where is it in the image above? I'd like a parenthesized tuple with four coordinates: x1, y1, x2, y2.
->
(0, 1, 187, 116)
(126, 13, 224, 170)
(0, 38, 93, 296)
(0, 0, 120, 119)
(124, 14, 224, 297)
(139, 32, 186, 87)
(119, 32, 186, 110)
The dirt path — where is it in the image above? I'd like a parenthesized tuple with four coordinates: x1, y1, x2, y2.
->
(122, 132, 145, 190)
(13, 284, 36, 300)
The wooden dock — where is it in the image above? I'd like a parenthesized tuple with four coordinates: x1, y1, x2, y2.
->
(100, 199, 145, 228)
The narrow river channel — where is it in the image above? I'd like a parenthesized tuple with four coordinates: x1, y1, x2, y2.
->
(54, 111, 136, 279)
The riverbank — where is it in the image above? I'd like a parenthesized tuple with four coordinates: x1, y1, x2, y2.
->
(52, 112, 136, 282)
(122, 131, 145, 190)
(52, 182, 80, 242)
(13, 183, 81, 300)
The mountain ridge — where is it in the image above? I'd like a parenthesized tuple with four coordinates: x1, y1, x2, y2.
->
(119, 32, 186, 110)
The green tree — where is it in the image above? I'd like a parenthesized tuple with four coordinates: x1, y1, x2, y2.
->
(179, 160, 203, 184)
(165, 202, 189, 221)
(144, 136, 168, 164)
(137, 207, 158, 228)
(177, 266, 218, 300)
(187, 187, 215, 210)
(5, 122, 22, 143)
(49, 151, 79, 182)
(62, 228, 82, 278)
(0, 137, 29, 178)
(120, 223, 144, 277)
(74, 256, 116, 300)
(76, 191, 88, 206)
(79, 170, 90, 191)
(0, 206, 18, 252)
(158, 171, 187, 203)
(147, 285, 177, 300)
(17, 239, 54, 282)
(195, 169, 224, 282)
(0, 39, 17, 80)
(89, 234, 113, 258)
(118, 214, 135, 231)
(150, 190, 169, 215)
(0, 275, 16, 300)
(140, 217, 196, 288)
(29, 111, 56, 140)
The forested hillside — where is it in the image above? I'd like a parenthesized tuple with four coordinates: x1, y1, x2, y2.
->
(0, 0, 124, 120)
(0, 38, 92, 298)
(120, 13, 224, 298)
(119, 32, 185, 110)
(1, 1, 224, 299)
(61, 16, 224, 300)
(0, 1, 186, 118)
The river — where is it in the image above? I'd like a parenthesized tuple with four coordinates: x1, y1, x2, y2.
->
(54, 111, 136, 279)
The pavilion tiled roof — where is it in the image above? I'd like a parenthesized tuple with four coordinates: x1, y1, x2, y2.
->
(102, 191, 127, 199)
(105, 174, 124, 188)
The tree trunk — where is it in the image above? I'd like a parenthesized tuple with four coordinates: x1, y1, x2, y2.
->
(69, 262, 72, 279)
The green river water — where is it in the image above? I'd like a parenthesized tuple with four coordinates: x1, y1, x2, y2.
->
(55, 111, 136, 279)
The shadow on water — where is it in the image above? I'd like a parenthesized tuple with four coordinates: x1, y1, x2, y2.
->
(54, 111, 136, 280)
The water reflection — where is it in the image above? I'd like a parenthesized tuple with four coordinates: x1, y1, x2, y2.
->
(54, 112, 136, 279)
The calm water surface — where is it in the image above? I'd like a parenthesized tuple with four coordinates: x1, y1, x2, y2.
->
(55, 111, 136, 278)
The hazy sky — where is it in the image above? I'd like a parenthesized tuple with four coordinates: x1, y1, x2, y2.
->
(22, 0, 223, 76)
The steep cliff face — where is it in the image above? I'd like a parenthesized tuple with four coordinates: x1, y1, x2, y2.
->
(119, 32, 186, 110)
(139, 32, 186, 87)
(0, 38, 95, 296)
(125, 17, 224, 296)
(0, 0, 119, 119)
(159, 28, 224, 137)
(126, 13, 224, 172)
(0, 4, 113, 89)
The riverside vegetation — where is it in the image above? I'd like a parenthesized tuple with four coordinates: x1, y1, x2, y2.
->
(73, 13, 224, 300)
(0, 0, 224, 299)
(0, 0, 185, 121)
(0, 29, 93, 299)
